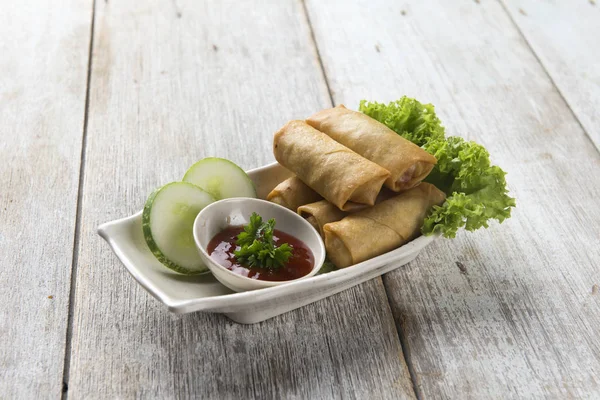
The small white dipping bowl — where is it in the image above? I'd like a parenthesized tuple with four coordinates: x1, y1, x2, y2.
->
(193, 198, 325, 292)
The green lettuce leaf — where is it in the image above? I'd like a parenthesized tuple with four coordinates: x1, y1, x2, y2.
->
(316, 259, 338, 275)
(359, 97, 445, 146)
(360, 97, 515, 238)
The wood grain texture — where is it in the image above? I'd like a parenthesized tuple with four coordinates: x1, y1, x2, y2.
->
(0, 1, 92, 398)
(68, 0, 415, 398)
(502, 0, 600, 150)
(305, 0, 600, 398)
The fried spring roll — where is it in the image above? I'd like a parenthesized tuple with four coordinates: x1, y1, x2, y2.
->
(273, 120, 390, 210)
(298, 201, 348, 237)
(306, 105, 437, 192)
(266, 176, 322, 211)
(298, 189, 395, 237)
(323, 183, 446, 268)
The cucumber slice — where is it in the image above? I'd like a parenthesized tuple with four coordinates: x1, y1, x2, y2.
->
(143, 182, 215, 274)
(182, 157, 256, 200)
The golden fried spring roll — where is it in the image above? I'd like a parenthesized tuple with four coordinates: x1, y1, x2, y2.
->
(306, 105, 437, 192)
(298, 200, 348, 237)
(323, 183, 446, 268)
(298, 189, 396, 237)
(273, 121, 390, 210)
(266, 176, 322, 211)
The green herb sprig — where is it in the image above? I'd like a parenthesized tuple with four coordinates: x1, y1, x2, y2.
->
(234, 213, 293, 269)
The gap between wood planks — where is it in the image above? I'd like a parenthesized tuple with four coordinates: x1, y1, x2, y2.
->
(300, 0, 423, 398)
(497, 0, 600, 154)
(300, 0, 335, 108)
(61, 0, 97, 398)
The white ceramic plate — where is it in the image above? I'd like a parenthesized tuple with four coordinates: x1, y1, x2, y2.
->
(98, 162, 437, 324)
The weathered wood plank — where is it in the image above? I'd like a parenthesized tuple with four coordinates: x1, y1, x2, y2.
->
(0, 1, 92, 398)
(68, 0, 415, 398)
(502, 0, 600, 150)
(305, 0, 600, 398)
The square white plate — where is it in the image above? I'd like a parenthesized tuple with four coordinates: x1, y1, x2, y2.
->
(98, 162, 437, 324)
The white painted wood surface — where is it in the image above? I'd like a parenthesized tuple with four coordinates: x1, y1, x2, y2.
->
(4, 0, 600, 398)
(305, 0, 600, 398)
(0, 1, 92, 398)
(502, 0, 600, 150)
(67, 0, 415, 398)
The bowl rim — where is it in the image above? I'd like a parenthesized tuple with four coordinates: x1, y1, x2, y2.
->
(193, 197, 326, 288)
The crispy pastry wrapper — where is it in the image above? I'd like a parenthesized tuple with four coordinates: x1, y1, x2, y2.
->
(266, 176, 322, 211)
(298, 200, 348, 237)
(273, 120, 390, 210)
(298, 189, 395, 237)
(307, 105, 437, 192)
(323, 183, 446, 268)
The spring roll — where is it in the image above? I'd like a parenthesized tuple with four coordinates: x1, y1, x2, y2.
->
(273, 120, 390, 210)
(298, 200, 348, 237)
(298, 189, 395, 237)
(266, 176, 322, 211)
(306, 105, 437, 192)
(323, 183, 446, 268)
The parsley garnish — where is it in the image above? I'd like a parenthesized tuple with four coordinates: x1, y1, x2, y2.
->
(234, 213, 293, 269)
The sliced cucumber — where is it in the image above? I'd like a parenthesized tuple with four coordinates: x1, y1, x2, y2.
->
(143, 182, 215, 274)
(182, 157, 256, 200)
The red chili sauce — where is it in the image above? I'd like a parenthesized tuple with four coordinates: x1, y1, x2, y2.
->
(207, 226, 314, 281)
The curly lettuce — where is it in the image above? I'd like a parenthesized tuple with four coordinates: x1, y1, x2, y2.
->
(360, 97, 515, 238)
(359, 97, 445, 146)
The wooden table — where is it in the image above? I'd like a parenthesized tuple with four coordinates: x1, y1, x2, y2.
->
(2, 1, 599, 398)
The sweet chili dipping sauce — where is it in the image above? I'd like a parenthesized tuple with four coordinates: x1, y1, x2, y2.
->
(207, 226, 314, 281)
